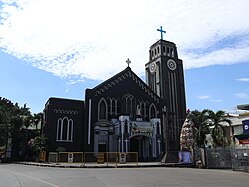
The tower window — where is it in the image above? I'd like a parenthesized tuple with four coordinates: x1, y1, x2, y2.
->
(157, 47, 160, 54)
(163, 46, 166, 53)
(167, 47, 170, 56)
(171, 48, 174, 57)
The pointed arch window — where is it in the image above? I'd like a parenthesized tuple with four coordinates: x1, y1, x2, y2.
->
(108, 97, 118, 116)
(98, 98, 108, 120)
(122, 93, 136, 115)
(149, 104, 157, 119)
(56, 116, 73, 142)
(116, 99, 121, 115)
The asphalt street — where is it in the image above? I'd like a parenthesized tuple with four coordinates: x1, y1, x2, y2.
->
(0, 164, 248, 187)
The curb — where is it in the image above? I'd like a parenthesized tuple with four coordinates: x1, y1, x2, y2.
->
(15, 162, 182, 168)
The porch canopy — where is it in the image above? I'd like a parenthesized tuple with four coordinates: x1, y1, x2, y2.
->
(237, 104, 249, 110)
(234, 133, 249, 140)
(234, 133, 249, 144)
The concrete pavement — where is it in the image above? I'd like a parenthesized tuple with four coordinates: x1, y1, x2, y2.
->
(0, 163, 248, 187)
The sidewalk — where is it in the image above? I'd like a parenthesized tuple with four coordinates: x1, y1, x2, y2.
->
(16, 161, 185, 168)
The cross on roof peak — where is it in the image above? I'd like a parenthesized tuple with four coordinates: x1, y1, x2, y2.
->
(157, 26, 166, 40)
(126, 58, 131, 67)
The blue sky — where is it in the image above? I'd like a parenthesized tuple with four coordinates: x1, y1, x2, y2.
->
(0, 0, 249, 114)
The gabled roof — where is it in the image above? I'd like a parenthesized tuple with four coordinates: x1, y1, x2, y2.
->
(91, 67, 160, 103)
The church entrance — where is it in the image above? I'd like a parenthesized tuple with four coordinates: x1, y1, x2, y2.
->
(98, 143, 106, 152)
(130, 135, 152, 161)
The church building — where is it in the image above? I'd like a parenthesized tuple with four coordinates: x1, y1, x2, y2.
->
(42, 28, 186, 162)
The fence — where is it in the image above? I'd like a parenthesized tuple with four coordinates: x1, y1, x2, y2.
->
(58, 152, 83, 163)
(48, 152, 138, 166)
(194, 147, 249, 171)
(48, 152, 58, 163)
(84, 152, 138, 166)
(231, 148, 249, 172)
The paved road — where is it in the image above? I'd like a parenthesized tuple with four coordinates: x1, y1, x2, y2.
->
(0, 164, 248, 187)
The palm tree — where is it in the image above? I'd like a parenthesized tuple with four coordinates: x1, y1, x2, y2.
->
(32, 113, 43, 131)
(206, 110, 231, 147)
(188, 109, 210, 148)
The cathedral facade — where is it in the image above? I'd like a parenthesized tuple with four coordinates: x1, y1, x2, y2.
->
(42, 36, 186, 162)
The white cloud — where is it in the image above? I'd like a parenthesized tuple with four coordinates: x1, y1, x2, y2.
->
(235, 92, 249, 99)
(1, 0, 249, 81)
(198, 95, 210, 100)
(236, 78, 249, 82)
(209, 99, 223, 103)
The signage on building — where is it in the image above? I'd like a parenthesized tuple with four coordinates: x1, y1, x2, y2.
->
(131, 122, 153, 136)
(239, 139, 249, 144)
(178, 151, 191, 164)
(243, 120, 249, 134)
(119, 153, 126, 164)
(97, 153, 104, 164)
(68, 153, 74, 163)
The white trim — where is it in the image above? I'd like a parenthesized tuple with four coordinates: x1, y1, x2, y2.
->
(88, 99, 92, 145)
(56, 140, 73, 142)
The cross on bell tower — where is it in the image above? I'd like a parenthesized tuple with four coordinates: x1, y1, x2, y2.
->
(157, 26, 166, 40)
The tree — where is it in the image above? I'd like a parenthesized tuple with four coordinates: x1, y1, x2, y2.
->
(206, 110, 231, 147)
(0, 97, 33, 158)
(188, 109, 210, 148)
(0, 98, 18, 146)
(28, 135, 48, 158)
(32, 113, 43, 131)
(20, 103, 33, 129)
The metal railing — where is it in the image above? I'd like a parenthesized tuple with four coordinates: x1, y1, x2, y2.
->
(48, 152, 138, 166)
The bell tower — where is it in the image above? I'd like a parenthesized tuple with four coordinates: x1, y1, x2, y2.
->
(145, 26, 186, 161)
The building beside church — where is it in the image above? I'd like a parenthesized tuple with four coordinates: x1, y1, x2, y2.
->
(42, 32, 186, 162)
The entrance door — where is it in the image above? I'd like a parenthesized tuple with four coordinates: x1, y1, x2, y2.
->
(130, 135, 151, 161)
(98, 143, 106, 152)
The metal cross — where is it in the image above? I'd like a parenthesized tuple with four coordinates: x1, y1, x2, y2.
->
(126, 58, 131, 67)
(157, 26, 166, 40)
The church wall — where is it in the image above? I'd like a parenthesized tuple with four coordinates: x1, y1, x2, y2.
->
(83, 69, 166, 153)
(42, 98, 84, 152)
(160, 56, 186, 153)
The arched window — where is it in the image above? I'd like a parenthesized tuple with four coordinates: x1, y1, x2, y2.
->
(56, 117, 73, 142)
(107, 97, 118, 116)
(98, 98, 107, 120)
(122, 93, 136, 115)
(116, 99, 121, 115)
(68, 119, 73, 141)
(149, 104, 157, 119)
(56, 118, 62, 141)
(127, 97, 132, 114)
(137, 100, 146, 118)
